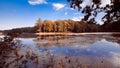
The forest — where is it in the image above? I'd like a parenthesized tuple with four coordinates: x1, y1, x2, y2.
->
(1, 0, 120, 34)
(2, 18, 120, 34)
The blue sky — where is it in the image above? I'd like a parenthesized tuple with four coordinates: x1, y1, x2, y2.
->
(0, 0, 110, 30)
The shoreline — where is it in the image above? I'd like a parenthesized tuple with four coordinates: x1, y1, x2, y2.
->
(23, 32, 120, 36)
(36, 32, 120, 35)
(1, 32, 120, 36)
(1, 32, 120, 38)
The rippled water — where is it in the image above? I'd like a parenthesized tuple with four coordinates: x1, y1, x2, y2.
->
(0, 34, 120, 68)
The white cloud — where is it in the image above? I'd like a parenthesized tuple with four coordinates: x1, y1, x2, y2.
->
(101, 0, 111, 7)
(28, 0, 47, 5)
(81, 0, 92, 8)
(72, 16, 84, 21)
(70, 8, 74, 10)
(81, 0, 111, 8)
(52, 3, 66, 10)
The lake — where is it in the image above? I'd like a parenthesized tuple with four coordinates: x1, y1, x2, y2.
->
(0, 33, 120, 68)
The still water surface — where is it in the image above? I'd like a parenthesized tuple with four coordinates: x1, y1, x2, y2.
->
(1, 34, 120, 68)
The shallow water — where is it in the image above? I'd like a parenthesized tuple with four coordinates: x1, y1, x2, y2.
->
(0, 34, 120, 68)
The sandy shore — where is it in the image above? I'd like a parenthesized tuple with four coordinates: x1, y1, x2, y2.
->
(1, 32, 120, 38)
(35, 32, 120, 36)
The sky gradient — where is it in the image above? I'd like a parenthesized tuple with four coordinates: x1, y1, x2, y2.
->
(0, 0, 110, 30)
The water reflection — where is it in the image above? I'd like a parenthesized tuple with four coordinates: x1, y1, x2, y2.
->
(0, 34, 120, 68)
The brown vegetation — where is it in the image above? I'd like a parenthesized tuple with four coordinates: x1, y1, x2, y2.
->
(2, 18, 120, 35)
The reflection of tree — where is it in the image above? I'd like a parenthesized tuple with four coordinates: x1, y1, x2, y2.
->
(1, 34, 120, 67)
(33, 35, 102, 49)
(33, 34, 120, 50)
(106, 34, 120, 44)
(33, 35, 70, 47)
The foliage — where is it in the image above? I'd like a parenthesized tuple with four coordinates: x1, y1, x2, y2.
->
(43, 20, 54, 32)
(2, 18, 120, 33)
(67, 0, 120, 23)
(3, 27, 35, 35)
(35, 18, 43, 32)
(35, 18, 101, 33)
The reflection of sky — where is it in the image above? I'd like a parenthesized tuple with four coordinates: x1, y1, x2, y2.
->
(0, 35, 5, 38)
(38, 39, 120, 56)
(110, 52, 120, 67)
(38, 39, 120, 67)
(37, 38, 120, 67)
(18, 38, 36, 47)
(18, 35, 120, 67)
(19, 35, 120, 57)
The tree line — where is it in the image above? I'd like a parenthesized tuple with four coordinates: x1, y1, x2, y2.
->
(1, 0, 120, 34)
(34, 18, 101, 33)
(2, 18, 120, 34)
(34, 18, 120, 33)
